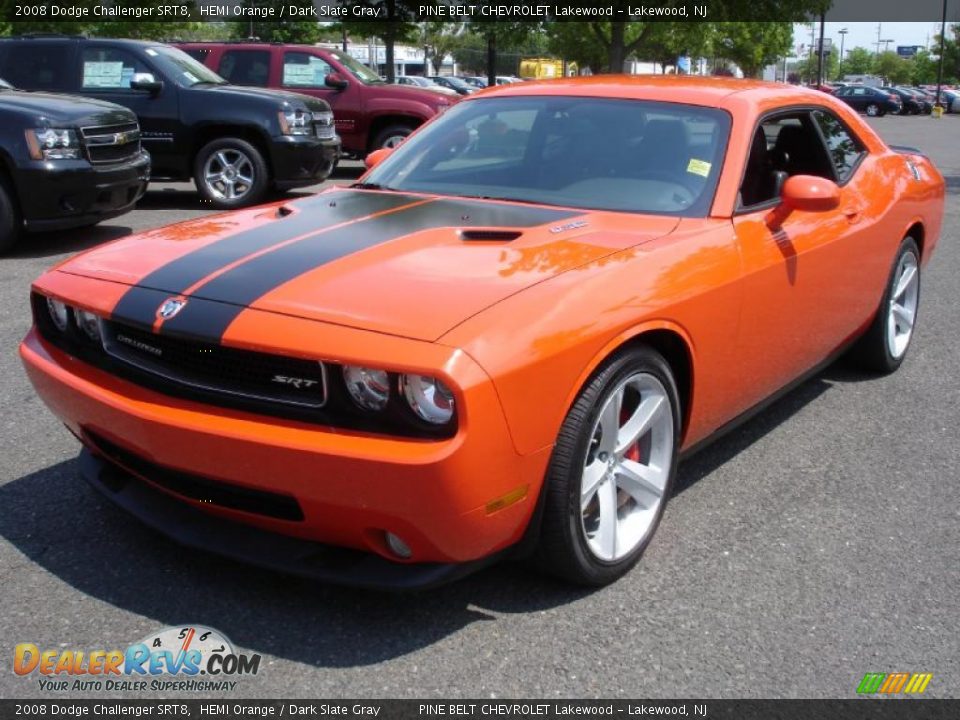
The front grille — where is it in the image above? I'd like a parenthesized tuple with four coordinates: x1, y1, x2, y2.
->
(102, 320, 328, 409)
(81, 122, 142, 164)
(86, 430, 304, 521)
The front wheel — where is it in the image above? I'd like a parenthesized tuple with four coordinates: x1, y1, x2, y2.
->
(534, 346, 680, 586)
(0, 179, 21, 254)
(371, 124, 414, 152)
(849, 237, 921, 374)
(194, 138, 269, 209)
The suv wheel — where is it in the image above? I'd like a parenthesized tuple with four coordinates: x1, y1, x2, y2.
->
(0, 178, 21, 254)
(194, 138, 268, 209)
(372, 124, 415, 151)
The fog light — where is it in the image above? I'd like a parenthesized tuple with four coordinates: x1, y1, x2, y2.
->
(385, 532, 412, 559)
(46, 297, 69, 332)
(76, 309, 102, 342)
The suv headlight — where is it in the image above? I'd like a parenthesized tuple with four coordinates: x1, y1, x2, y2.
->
(25, 128, 81, 160)
(278, 109, 312, 136)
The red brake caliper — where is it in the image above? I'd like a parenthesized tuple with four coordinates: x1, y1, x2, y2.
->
(621, 406, 642, 462)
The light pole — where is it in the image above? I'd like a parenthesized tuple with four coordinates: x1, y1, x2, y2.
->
(935, 0, 948, 108)
(816, 13, 826, 86)
(838, 28, 848, 81)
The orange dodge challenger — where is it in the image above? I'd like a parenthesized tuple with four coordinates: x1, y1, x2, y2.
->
(20, 77, 944, 588)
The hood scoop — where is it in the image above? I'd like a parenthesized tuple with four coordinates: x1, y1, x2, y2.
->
(459, 228, 523, 242)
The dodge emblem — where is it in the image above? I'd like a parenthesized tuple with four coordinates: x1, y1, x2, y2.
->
(157, 298, 186, 320)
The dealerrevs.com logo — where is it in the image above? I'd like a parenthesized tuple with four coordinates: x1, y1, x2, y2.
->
(13, 625, 261, 693)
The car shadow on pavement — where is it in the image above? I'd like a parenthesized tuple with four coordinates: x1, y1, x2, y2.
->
(0, 457, 590, 669)
(10, 225, 133, 259)
(0, 367, 872, 669)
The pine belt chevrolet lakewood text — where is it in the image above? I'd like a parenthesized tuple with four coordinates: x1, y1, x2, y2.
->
(20, 77, 944, 588)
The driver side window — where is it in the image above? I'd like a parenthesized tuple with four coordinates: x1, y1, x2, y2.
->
(738, 113, 836, 210)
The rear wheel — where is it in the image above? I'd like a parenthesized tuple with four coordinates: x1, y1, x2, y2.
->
(865, 103, 880, 117)
(194, 138, 269, 209)
(0, 178, 21, 254)
(535, 346, 680, 586)
(850, 237, 921, 374)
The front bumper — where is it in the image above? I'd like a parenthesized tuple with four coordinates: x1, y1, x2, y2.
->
(16, 151, 150, 231)
(78, 448, 504, 590)
(20, 321, 549, 580)
(269, 135, 341, 190)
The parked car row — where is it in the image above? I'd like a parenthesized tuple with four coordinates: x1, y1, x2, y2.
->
(820, 81, 959, 116)
(0, 36, 467, 252)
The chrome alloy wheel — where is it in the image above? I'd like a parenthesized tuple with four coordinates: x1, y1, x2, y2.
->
(887, 250, 920, 359)
(203, 149, 255, 201)
(580, 373, 674, 562)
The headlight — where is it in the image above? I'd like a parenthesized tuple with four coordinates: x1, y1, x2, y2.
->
(25, 128, 81, 160)
(343, 366, 390, 411)
(76, 309, 102, 343)
(278, 109, 312, 136)
(46, 297, 70, 332)
(400, 374, 455, 425)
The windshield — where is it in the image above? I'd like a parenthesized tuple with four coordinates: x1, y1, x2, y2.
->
(365, 96, 730, 217)
(326, 48, 383, 85)
(443, 77, 472, 91)
(148, 46, 226, 87)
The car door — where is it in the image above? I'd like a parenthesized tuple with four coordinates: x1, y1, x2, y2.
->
(730, 109, 882, 405)
(75, 45, 180, 177)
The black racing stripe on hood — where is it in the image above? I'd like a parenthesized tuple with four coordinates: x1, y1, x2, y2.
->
(160, 198, 577, 341)
(110, 191, 418, 327)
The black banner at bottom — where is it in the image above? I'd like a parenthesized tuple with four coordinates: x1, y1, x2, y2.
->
(1, 700, 958, 720)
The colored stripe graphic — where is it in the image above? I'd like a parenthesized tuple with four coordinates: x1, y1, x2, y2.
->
(146, 197, 576, 341)
(857, 672, 932, 694)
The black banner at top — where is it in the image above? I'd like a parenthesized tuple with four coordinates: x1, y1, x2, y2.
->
(1, 0, 960, 24)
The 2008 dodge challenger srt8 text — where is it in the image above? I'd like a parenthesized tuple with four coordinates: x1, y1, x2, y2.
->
(20, 77, 944, 588)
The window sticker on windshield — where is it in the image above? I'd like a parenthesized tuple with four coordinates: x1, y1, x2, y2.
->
(82, 61, 124, 89)
(687, 158, 711, 177)
(183, 71, 199, 84)
(145, 48, 158, 57)
(283, 64, 315, 86)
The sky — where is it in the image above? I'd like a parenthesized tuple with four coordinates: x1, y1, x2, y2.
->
(792, 21, 950, 57)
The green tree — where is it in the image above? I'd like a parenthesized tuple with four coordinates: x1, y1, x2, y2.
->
(932, 24, 959, 84)
(464, 14, 539, 84)
(340, 1, 423, 82)
(419, 21, 466, 75)
(229, 0, 322, 44)
(840, 46, 873, 76)
(795, 47, 838, 83)
(712, 22, 793, 78)
(910, 49, 938, 85)
(874, 51, 912, 85)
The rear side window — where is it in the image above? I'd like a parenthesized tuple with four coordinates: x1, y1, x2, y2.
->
(80, 47, 150, 90)
(218, 50, 270, 87)
(282, 52, 332, 88)
(813, 111, 865, 183)
(1, 43, 70, 91)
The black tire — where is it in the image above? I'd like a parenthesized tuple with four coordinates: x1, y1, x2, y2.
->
(534, 346, 681, 586)
(193, 138, 269, 209)
(0, 176, 21, 255)
(370, 124, 415, 152)
(849, 237, 921, 374)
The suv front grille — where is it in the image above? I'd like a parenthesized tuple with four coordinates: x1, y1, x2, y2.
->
(81, 122, 142, 164)
(312, 111, 336, 140)
(101, 320, 328, 409)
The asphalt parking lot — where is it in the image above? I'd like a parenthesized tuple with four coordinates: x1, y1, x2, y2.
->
(1, 115, 958, 700)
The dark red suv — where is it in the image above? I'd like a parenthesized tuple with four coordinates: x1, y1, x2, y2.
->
(179, 43, 457, 157)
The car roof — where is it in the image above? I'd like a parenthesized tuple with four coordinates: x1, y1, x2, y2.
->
(0, 36, 162, 48)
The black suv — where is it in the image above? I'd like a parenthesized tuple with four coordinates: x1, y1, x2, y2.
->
(0, 75, 149, 253)
(0, 36, 340, 208)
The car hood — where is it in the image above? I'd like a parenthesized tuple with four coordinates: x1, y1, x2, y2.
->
(59, 189, 678, 342)
(0, 90, 135, 126)
(200, 84, 331, 111)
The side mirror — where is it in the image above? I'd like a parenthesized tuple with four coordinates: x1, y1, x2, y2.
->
(130, 73, 163, 95)
(780, 175, 841, 212)
(324, 72, 348, 91)
(364, 147, 393, 170)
